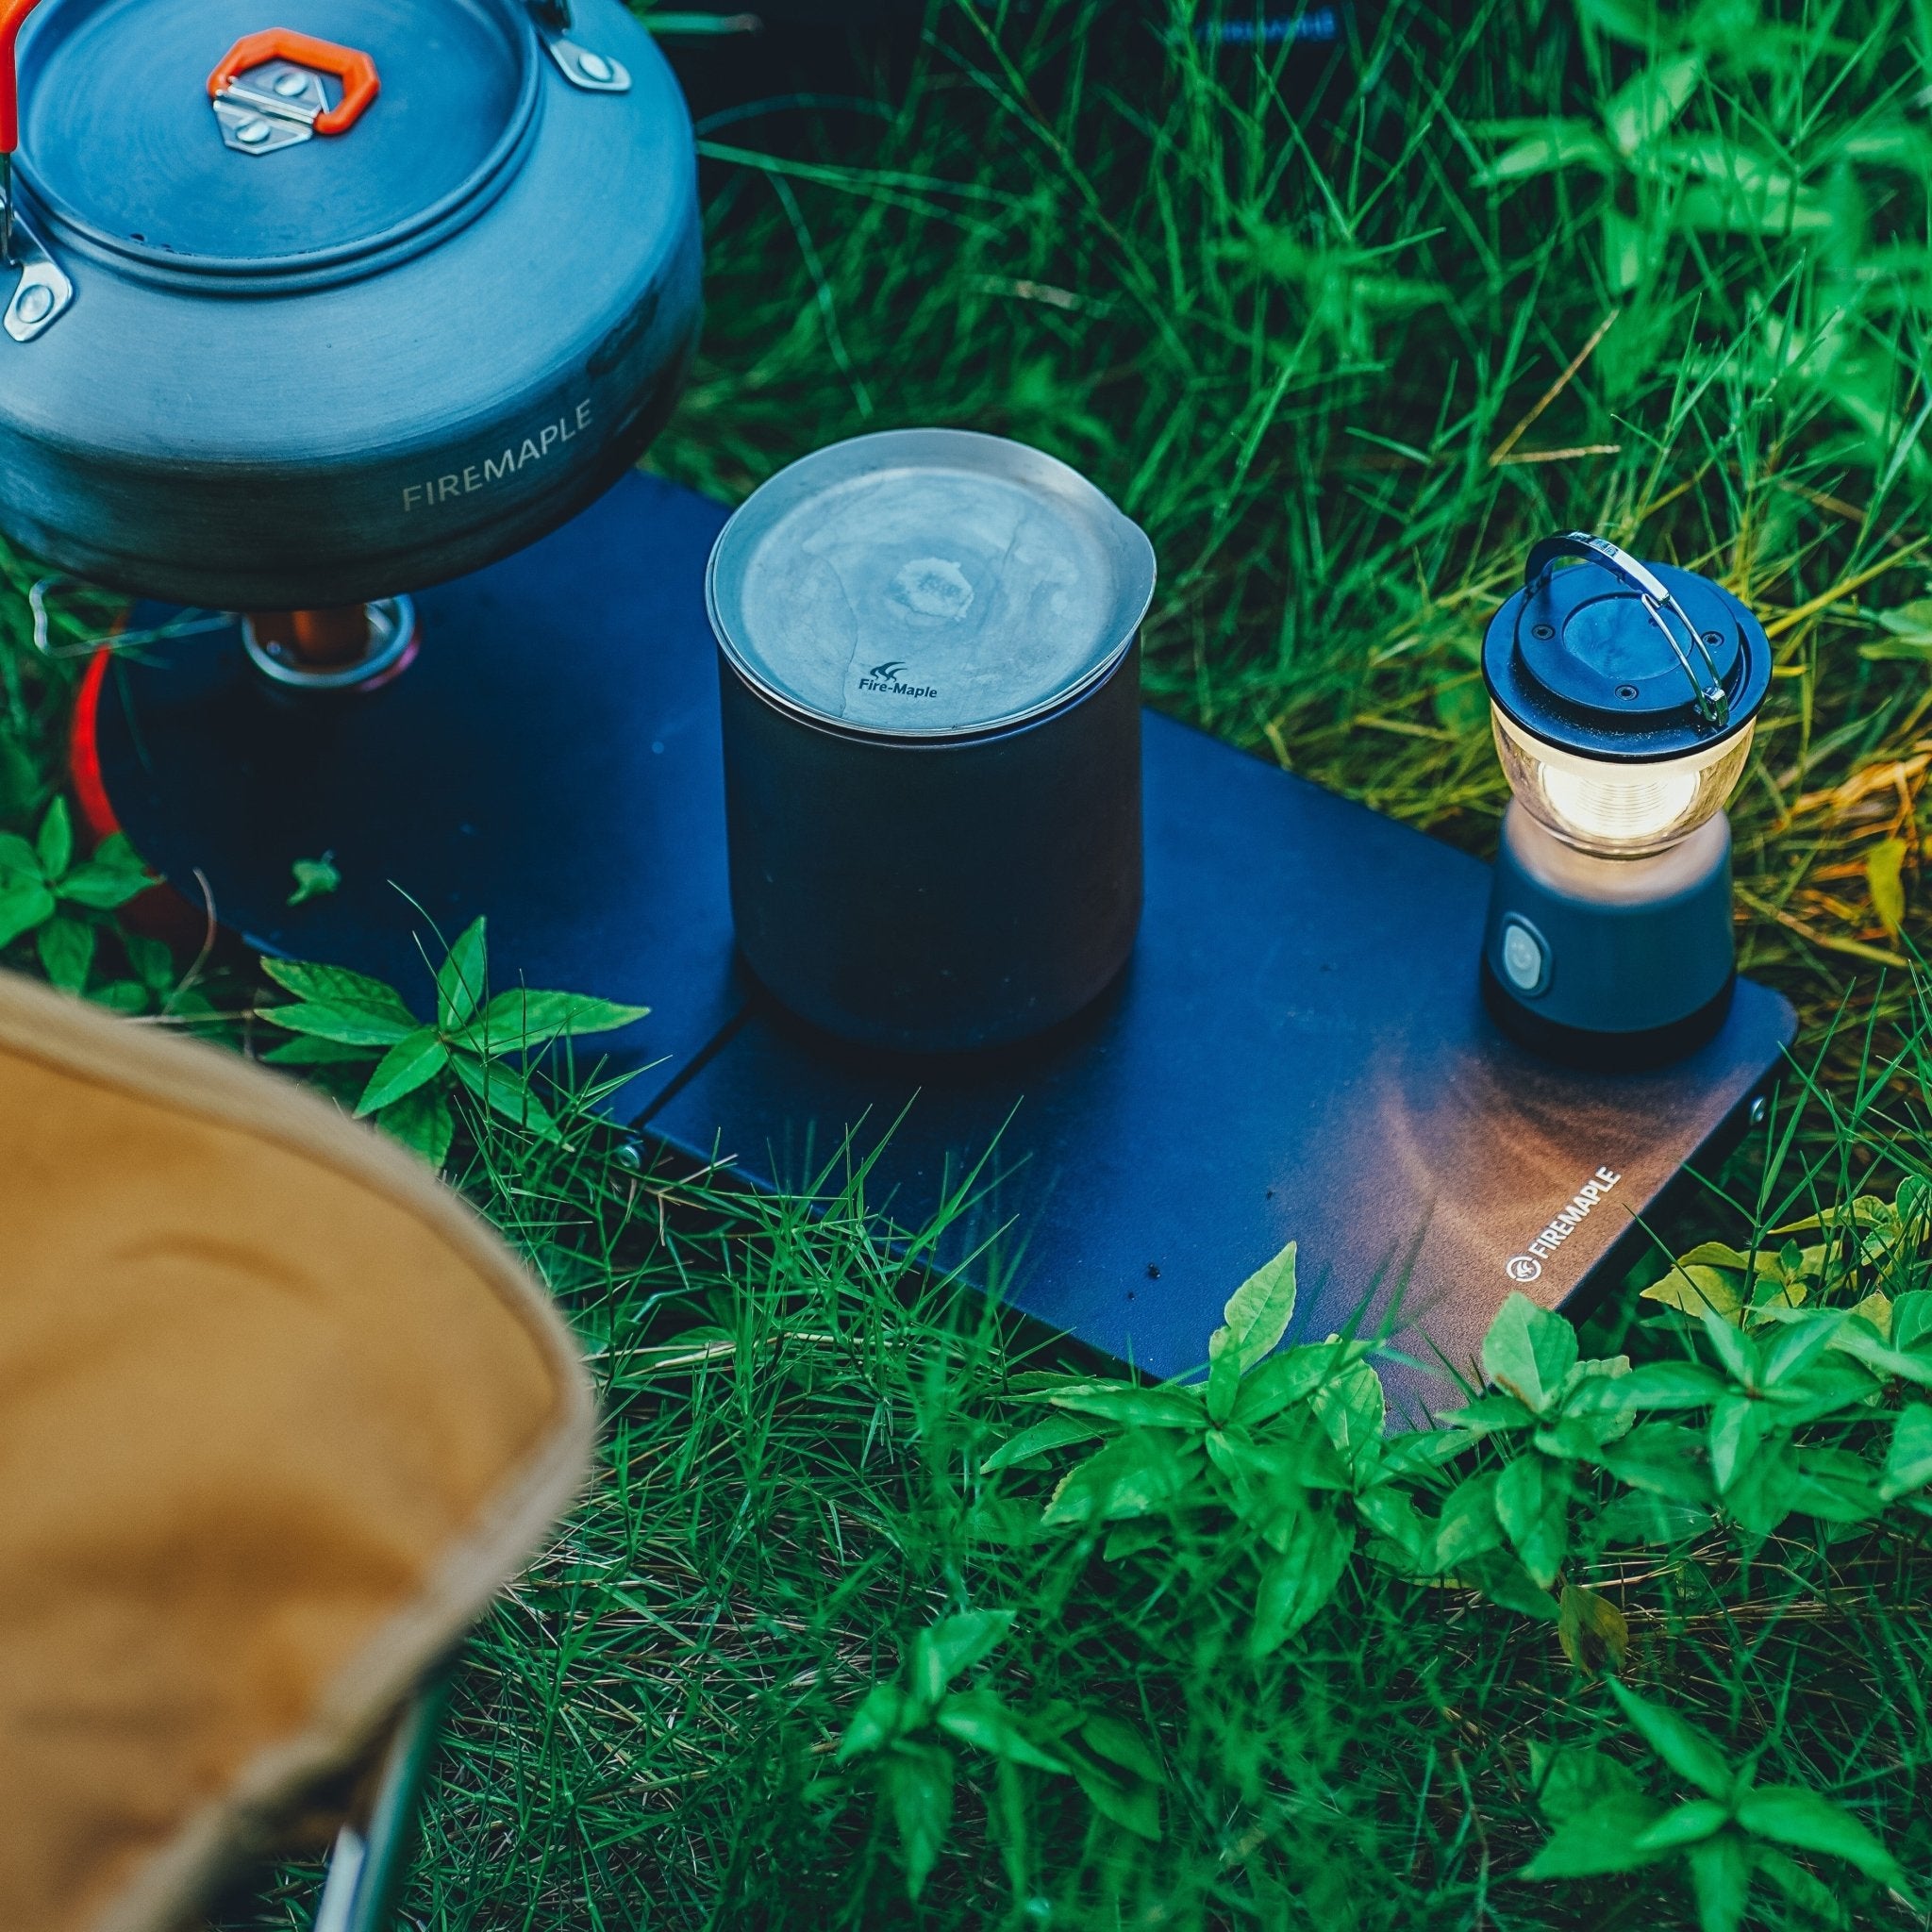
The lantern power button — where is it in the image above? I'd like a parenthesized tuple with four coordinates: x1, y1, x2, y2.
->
(1499, 916, 1551, 997)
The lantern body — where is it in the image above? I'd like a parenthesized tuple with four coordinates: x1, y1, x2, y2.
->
(1479, 536, 1770, 1069)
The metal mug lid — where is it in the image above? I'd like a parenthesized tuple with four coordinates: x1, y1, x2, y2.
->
(706, 428, 1158, 741)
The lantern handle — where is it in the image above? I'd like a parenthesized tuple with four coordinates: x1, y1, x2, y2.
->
(1524, 531, 1731, 733)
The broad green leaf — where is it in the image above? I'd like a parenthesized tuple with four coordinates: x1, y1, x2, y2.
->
(1605, 53, 1702, 157)
(1687, 1829, 1753, 1932)
(1069, 1757, 1161, 1840)
(264, 998, 417, 1047)
(1734, 1786, 1914, 1893)
(1771, 1356, 1884, 1424)
(1865, 838, 1907, 938)
(1723, 1433, 1798, 1538)
(88, 979, 147, 1014)
(1230, 1340, 1365, 1427)
(980, 1412, 1108, 1474)
(1473, 122, 1615, 185)
(58, 856, 150, 908)
(1880, 1406, 1932, 1502)
(124, 931, 173, 991)
(1754, 1844, 1857, 1925)
(1496, 1453, 1571, 1588)
(1599, 1423, 1715, 1504)
(1079, 1713, 1164, 1785)
(1643, 1263, 1744, 1321)
(450, 1050, 563, 1143)
(437, 917, 490, 1030)
(1557, 1583, 1629, 1675)
(836, 1683, 906, 1761)
(261, 1034, 376, 1067)
(1441, 1391, 1537, 1436)
(1894, 1291, 1932, 1353)
(259, 959, 416, 1044)
(1520, 1793, 1668, 1877)
(1534, 1411, 1634, 1461)
(1482, 1293, 1577, 1414)
(1045, 1383, 1208, 1429)
(1432, 1471, 1506, 1570)
(1702, 1312, 1759, 1388)
(357, 1027, 450, 1116)
(1311, 1354, 1385, 1473)
(1375, 1426, 1469, 1480)
(1457, 1547, 1559, 1620)
(1355, 1484, 1434, 1571)
(34, 795, 72, 880)
(1530, 1742, 1645, 1823)
(1589, 1357, 1724, 1411)
(0, 830, 38, 879)
(1635, 1798, 1730, 1851)
(1834, 1327, 1932, 1390)
(1607, 1681, 1735, 1801)
(458, 987, 650, 1053)
(936, 1688, 1069, 1773)
(1209, 1239, 1298, 1374)
(1247, 1507, 1351, 1655)
(37, 915, 94, 991)
(1759, 1312, 1844, 1387)
(1042, 1431, 1201, 1526)
(375, 1082, 456, 1169)
(0, 878, 56, 950)
(913, 1610, 1014, 1698)
(260, 956, 413, 1014)
(1678, 1239, 1767, 1272)
(1711, 1391, 1766, 1483)
(882, 1740, 955, 1898)
(1068, 1718, 1163, 1840)
(1788, 1446, 1882, 1524)
(1770, 1196, 1894, 1239)
(1591, 1491, 1713, 1546)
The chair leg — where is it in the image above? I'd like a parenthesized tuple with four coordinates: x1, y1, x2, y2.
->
(311, 1671, 453, 1932)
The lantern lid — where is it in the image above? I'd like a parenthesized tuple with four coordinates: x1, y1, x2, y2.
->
(706, 429, 1158, 742)
(16, 0, 538, 279)
(1483, 533, 1771, 764)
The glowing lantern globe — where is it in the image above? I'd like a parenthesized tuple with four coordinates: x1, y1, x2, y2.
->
(1479, 533, 1771, 1067)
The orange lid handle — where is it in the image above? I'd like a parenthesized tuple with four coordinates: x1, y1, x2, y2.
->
(208, 27, 379, 136)
(0, 0, 44, 152)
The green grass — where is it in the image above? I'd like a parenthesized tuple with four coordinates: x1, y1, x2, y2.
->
(6, 0, 1932, 1924)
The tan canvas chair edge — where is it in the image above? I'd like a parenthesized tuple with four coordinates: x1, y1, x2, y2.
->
(0, 970, 598, 1932)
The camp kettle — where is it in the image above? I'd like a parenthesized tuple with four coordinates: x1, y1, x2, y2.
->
(0, 0, 702, 611)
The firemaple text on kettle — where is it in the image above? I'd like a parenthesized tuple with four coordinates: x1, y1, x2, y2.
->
(401, 400, 595, 512)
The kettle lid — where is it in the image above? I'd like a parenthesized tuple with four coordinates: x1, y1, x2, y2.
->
(17, 0, 538, 275)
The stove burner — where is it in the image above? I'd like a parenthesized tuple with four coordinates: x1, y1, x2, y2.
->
(242, 596, 418, 692)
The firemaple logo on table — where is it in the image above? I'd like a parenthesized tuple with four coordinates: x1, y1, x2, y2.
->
(1504, 1164, 1624, 1282)
(401, 400, 595, 512)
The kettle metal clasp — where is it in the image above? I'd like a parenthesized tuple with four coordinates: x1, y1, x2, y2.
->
(527, 0, 631, 92)
(0, 190, 69, 341)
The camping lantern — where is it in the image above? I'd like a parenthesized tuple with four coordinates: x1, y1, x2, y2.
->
(1479, 533, 1771, 1068)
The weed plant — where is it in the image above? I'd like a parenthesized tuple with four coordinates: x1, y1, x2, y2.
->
(1, 0, 1930, 1923)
